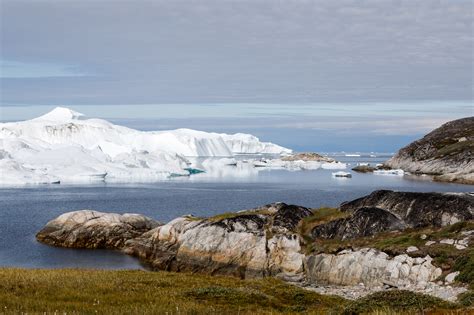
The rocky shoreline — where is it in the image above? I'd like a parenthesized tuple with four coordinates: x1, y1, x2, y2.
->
(36, 190, 473, 302)
(384, 117, 473, 184)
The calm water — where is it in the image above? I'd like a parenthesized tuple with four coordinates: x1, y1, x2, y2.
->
(0, 156, 472, 269)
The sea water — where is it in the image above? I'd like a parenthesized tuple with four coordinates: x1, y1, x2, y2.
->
(0, 156, 472, 269)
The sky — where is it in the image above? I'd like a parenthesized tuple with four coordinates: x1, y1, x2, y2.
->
(0, 0, 473, 152)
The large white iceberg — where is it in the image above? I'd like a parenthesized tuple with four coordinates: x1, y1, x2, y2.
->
(0, 107, 292, 185)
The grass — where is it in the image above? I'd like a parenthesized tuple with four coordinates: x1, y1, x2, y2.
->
(298, 208, 349, 236)
(458, 291, 474, 307)
(453, 251, 474, 289)
(1, 268, 471, 314)
(206, 209, 272, 222)
(342, 290, 458, 315)
(309, 221, 473, 257)
(0, 268, 347, 314)
(297, 207, 350, 254)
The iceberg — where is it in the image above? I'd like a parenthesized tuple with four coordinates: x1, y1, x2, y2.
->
(373, 169, 405, 176)
(219, 133, 291, 155)
(248, 153, 347, 171)
(0, 107, 292, 185)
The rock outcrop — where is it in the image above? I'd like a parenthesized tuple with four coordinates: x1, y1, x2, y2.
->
(305, 248, 442, 288)
(37, 203, 313, 279)
(36, 210, 161, 249)
(36, 194, 472, 302)
(124, 203, 312, 278)
(312, 207, 406, 240)
(384, 117, 474, 184)
(311, 190, 473, 240)
(351, 165, 377, 173)
(304, 248, 466, 302)
(341, 190, 473, 228)
(281, 152, 334, 163)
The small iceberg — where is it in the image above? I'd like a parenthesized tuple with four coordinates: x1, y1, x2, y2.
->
(345, 154, 361, 157)
(252, 160, 268, 168)
(373, 169, 405, 176)
(332, 171, 352, 178)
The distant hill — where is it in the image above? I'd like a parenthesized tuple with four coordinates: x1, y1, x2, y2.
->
(385, 117, 473, 184)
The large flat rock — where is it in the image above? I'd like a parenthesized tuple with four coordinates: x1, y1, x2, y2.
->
(36, 210, 161, 249)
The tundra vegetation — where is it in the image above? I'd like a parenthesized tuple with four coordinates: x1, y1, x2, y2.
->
(0, 268, 465, 314)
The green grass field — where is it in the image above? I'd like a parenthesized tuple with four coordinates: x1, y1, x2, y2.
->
(0, 268, 345, 314)
(0, 268, 469, 314)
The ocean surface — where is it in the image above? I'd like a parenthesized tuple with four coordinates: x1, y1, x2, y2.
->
(0, 155, 472, 270)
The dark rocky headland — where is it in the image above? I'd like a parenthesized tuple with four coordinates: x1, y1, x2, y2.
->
(384, 117, 474, 184)
(37, 190, 474, 303)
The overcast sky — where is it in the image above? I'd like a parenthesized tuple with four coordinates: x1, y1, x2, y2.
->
(0, 0, 473, 151)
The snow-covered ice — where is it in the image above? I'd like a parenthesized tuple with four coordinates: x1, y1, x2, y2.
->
(0, 107, 350, 185)
(0, 107, 292, 185)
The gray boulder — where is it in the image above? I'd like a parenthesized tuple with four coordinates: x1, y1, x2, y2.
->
(36, 210, 161, 249)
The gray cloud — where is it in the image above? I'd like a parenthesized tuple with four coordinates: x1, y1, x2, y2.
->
(1, 0, 473, 104)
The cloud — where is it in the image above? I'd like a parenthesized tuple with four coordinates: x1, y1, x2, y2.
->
(0, 0, 472, 104)
(1, 102, 471, 137)
(0, 61, 86, 78)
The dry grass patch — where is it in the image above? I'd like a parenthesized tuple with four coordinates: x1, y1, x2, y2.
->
(298, 207, 350, 237)
(0, 268, 346, 314)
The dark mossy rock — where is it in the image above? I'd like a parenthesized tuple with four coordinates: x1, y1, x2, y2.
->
(312, 207, 406, 240)
(308, 190, 473, 240)
(385, 117, 474, 184)
(351, 165, 377, 173)
(341, 190, 474, 228)
(272, 204, 313, 231)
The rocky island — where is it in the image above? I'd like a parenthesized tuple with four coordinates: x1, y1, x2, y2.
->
(37, 190, 474, 304)
(384, 117, 474, 184)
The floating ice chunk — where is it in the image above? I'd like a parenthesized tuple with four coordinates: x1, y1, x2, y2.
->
(321, 162, 347, 170)
(374, 169, 405, 176)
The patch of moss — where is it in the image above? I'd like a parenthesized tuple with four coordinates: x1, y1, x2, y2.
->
(453, 251, 474, 288)
(185, 286, 273, 306)
(182, 215, 204, 221)
(207, 209, 272, 222)
(342, 290, 457, 314)
(458, 291, 474, 307)
(298, 207, 349, 236)
(435, 139, 474, 158)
